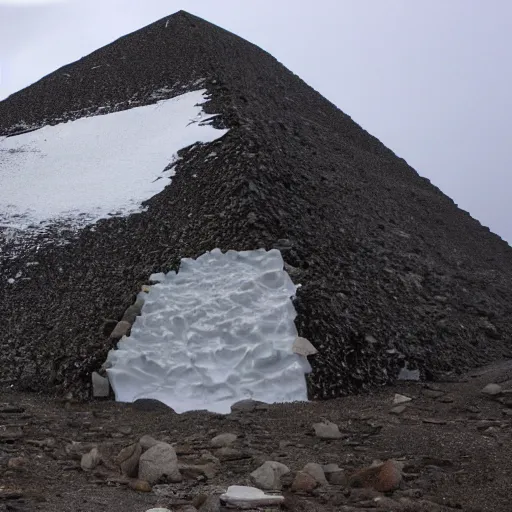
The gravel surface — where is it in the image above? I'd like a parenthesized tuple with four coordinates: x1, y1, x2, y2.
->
(1, 360, 512, 511)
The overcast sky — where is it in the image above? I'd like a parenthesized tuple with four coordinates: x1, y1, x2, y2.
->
(1, 0, 511, 244)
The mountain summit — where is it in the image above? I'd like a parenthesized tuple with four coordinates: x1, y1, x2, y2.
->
(1, 11, 511, 400)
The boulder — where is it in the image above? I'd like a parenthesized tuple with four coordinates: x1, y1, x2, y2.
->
(210, 433, 237, 448)
(291, 471, 317, 493)
(250, 461, 290, 490)
(138, 443, 181, 484)
(302, 462, 328, 486)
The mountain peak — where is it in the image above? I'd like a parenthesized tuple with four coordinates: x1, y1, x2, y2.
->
(1, 12, 512, 401)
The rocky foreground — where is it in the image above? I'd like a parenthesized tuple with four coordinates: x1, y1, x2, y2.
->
(1, 360, 512, 512)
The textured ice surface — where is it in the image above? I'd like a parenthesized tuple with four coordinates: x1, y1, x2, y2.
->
(0, 89, 227, 235)
(106, 248, 310, 414)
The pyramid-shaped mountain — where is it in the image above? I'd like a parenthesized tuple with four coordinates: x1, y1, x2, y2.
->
(1, 11, 511, 400)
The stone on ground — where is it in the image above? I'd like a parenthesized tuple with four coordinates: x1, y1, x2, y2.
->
(179, 462, 217, 480)
(393, 394, 412, 405)
(481, 383, 502, 396)
(250, 460, 290, 490)
(215, 447, 248, 461)
(138, 443, 181, 484)
(66, 441, 97, 460)
(313, 420, 343, 439)
(129, 479, 152, 492)
(349, 460, 402, 492)
(293, 336, 318, 357)
(291, 471, 318, 493)
(91, 371, 110, 397)
(210, 432, 237, 448)
(302, 462, 328, 486)
(80, 447, 101, 471)
(110, 320, 132, 339)
(122, 300, 144, 323)
(323, 463, 347, 485)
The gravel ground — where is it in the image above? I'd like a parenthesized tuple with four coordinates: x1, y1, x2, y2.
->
(1, 360, 512, 511)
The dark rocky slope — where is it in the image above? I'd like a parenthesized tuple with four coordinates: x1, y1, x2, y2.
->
(1, 10, 511, 399)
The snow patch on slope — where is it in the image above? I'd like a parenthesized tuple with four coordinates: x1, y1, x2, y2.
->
(106, 249, 310, 414)
(0, 89, 227, 237)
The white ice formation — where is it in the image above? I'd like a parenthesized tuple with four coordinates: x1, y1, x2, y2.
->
(106, 248, 311, 414)
(220, 486, 285, 508)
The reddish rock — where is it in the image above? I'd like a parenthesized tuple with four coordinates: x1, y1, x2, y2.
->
(291, 471, 318, 493)
(349, 460, 402, 492)
(7, 457, 27, 469)
(128, 479, 152, 492)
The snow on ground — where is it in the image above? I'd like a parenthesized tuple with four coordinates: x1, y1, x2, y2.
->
(106, 249, 311, 414)
(0, 89, 227, 236)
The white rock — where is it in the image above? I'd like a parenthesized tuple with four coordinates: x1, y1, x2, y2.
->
(138, 443, 181, 484)
(313, 420, 343, 439)
(220, 485, 284, 509)
(481, 383, 502, 396)
(81, 447, 101, 471)
(293, 336, 318, 357)
(393, 393, 412, 405)
(250, 461, 290, 490)
(145, 509, 172, 512)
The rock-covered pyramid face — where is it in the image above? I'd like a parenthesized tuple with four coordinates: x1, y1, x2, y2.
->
(1, 10, 512, 400)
